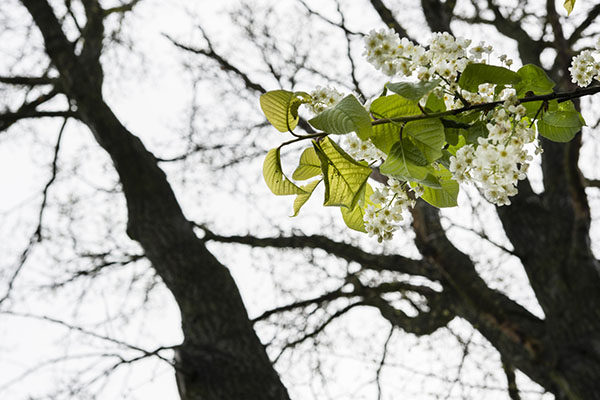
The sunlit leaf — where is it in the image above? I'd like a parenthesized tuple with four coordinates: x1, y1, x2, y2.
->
(292, 147, 322, 180)
(564, 0, 575, 15)
(292, 179, 321, 217)
(416, 168, 459, 208)
(370, 95, 420, 152)
(314, 137, 372, 208)
(263, 148, 307, 195)
(259, 90, 310, 132)
(309, 95, 372, 140)
(341, 184, 374, 232)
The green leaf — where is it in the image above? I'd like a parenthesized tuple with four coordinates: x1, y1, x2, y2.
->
(515, 64, 555, 96)
(458, 63, 522, 93)
(314, 137, 372, 208)
(309, 95, 372, 140)
(386, 80, 441, 101)
(564, 0, 575, 15)
(417, 168, 459, 208)
(425, 91, 446, 113)
(341, 184, 374, 232)
(380, 139, 440, 187)
(370, 95, 420, 152)
(259, 90, 309, 132)
(404, 118, 445, 162)
(263, 148, 307, 195)
(464, 122, 488, 145)
(537, 103, 585, 142)
(292, 179, 321, 217)
(292, 147, 322, 180)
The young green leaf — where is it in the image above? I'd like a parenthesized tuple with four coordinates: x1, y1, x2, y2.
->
(564, 0, 576, 15)
(417, 168, 459, 208)
(370, 95, 420, 152)
(341, 184, 374, 232)
(263, 148, 307, 195)
(309, 95, 372, 140)
(537, 104, 586, 142)
(404, 118, 445, 162)
(386, 80, 441, 102)
(292, 179, 321, 217)
(292, 147, 322, 180)
(380, 139, 441, 187)
(515, 64, 555, 96)
(314, 137, 372, 209)
(259, 90, 309, 132)
(458, 63, 522, 93)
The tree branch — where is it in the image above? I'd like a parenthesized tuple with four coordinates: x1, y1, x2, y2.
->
(199, 225, 440, 279)
(367, 0, 412, 40)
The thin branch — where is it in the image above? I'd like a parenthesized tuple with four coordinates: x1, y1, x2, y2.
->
(568, 4, 600, 45)
(367, 0, 412, 39)
(502, 356, 522, 400)
(0, 118, 68, 306)
(165, 31, 267, 94)
(372, 85, 600, 126)
(296, 0, 363, 37)
(335, 1, 366, 100)
(103, 0, 143, 16)
(1, 310, 176, 365)
(273, 302, 362, 363)
(0, 76, 56, 85)
(375, 325, 394, 400)
(198, 224, 440, 279)
(585, 178, 600, 188)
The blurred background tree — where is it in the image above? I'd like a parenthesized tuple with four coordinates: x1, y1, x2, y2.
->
(0, 0, 599, 399)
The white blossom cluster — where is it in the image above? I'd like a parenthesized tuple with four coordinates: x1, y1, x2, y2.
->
(569, 49, 600, 87)
(363, 178, 417, 242)
(342, 133, 386, 164)
(449, 91, 538, 206)
(307, 86, 345, 115)
(363, 29, 492, 82)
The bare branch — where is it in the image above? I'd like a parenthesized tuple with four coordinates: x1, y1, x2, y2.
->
(199, 225, 440, 279)
(103, 0, 143, 16)
(367, 0, 412, 40)
(165, 31, 267, 94)
(0, 76, 56, 85)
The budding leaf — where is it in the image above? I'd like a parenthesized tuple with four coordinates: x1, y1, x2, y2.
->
(314, 137, 372, 209)
(292, 179, 321, 217)
(260, 90, 309, 132)
(292, 147, 322, 181)
(564, 0, 575, 15)
(263, 148, 307, 195)
(458, 63, 522, 93)
(341, 183, 374, 232)
(370, 95, 420, 152)
(309, 95, 372, 140)
(386, 80, 441, 102)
